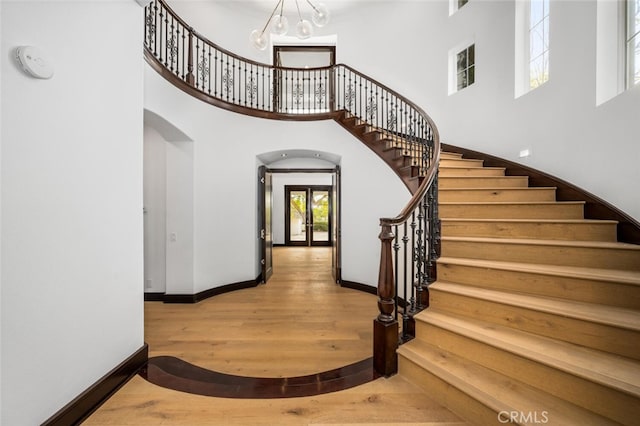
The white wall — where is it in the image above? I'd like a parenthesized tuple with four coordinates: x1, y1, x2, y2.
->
(145, 65, 411, 291)
(415, 0, 640, 221)
(1, 2, 144, 424)
(168, 0, 640, 221)
(144, 125, 167, 293)
(165, 139, 195, 294)
(271, 172, 333, 245)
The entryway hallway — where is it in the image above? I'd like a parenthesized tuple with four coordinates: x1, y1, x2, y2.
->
(84, 247, 464, 425)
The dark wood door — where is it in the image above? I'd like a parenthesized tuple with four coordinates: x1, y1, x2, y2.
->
(331, 167, 341, 282)
(258, 166, 273, 283)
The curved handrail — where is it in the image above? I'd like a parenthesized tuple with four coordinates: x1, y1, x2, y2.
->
(144, 0, 440, 376)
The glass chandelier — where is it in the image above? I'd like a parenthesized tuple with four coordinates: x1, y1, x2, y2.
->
(250, 0, 330, 50)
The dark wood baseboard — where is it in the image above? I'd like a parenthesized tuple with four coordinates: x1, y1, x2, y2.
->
(42, 344, 148, 426)
(273, 243, 286, 247)
(341, 280, 377, 295)
(143, 292, 164, 302)
(442, 143, 640, 244)
(162, 277, 261, 304)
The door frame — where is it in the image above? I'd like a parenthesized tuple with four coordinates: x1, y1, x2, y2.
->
(284, 185, 332, 247)
(272, 45, 336, 113)
(259, 167, 341, 282)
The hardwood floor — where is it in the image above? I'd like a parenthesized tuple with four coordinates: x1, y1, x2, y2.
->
(85, 247, 464, 425)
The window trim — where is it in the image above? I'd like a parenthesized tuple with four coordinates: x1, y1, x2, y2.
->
(626, 0, 640, 87)
(528, 0, 550, 90)
(448, 39, 476, 95)
(515, 0, 551, 98)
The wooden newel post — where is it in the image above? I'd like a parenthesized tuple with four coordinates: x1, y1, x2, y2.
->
(373, 223, 399, 376)
(185, 27, 195, 86)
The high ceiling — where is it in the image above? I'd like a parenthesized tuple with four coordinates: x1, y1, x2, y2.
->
(212, 0, 376, 14)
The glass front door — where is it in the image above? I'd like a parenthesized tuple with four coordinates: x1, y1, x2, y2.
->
(285, 186, 332, 246)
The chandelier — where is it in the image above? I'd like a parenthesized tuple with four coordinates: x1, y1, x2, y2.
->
(250, 0, 330, 50)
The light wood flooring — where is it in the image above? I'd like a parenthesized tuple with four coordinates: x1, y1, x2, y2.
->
(85, 247, 464, 425)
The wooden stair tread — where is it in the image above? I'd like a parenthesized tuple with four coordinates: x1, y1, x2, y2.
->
(440, 201, 585, 206)
(439, 166, 504, 171)
(439, 158, 483, 165)
(416, 310, 640, 397)
(440, 218, 618, 224)
(398, 340, 618, 425)
(439, 186, 556, 191)
(437, 256, 640, 286)
(442, 235, 640, 251)
(440, 151, 463, 158)
(439, 175, 523, 179)
(430, 281, 640, 331)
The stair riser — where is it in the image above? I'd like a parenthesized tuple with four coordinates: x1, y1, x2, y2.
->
(439, 203, 584, 219)
(381, 139, 416, 152)
(398, 356, 509, 426)
(439, 188, 556, 202)
(441, 239, 640, 270)
(439, 168, 505, 177)
(440, 152, 464, 160)
(440, 177, 529, 189)
(391, 155, 420, 168)
(437, 262, 640, 309)
(441, 220, 618, 241)
(363, 130, 383, 143)
(399, 165, 421, 178)
(416, 321, 640, 424)
(440, 158, 484, 168)
(428, 290, 640, 359)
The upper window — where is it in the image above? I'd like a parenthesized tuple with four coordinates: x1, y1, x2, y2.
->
(627, 0, 640, 86)
(529, 0, 550, 89)
(515, 0, 550, 97)
(450, 0, 469, 15)
(457, 44, 475, 91)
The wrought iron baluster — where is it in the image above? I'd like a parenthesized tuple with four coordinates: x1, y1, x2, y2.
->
(232, 57, 237, 104)
(213, 49, 218, 97)
(154, 1, 159, 56)
(410, 211, 416, 312)
(163, 7, 168, 67)
(402, 222, 410, 341)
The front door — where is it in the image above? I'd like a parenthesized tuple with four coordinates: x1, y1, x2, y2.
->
(285, 185, 332, 246)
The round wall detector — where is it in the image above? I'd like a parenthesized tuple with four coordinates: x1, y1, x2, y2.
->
(15, 46, 54, 79)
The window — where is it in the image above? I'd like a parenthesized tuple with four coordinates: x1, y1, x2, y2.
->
(529, 0, 550, 89)
(449, 41, 475, 94)
(515, 0, 550, 97)
(627, 0, 640, 86)
(457, 44, 475, 91)
(450, 0, 469, 15)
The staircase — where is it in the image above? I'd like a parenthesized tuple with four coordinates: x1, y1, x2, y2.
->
(335, 111, 433, 194)
(142, 2, 640, 422)
(395, 151, 640, 425)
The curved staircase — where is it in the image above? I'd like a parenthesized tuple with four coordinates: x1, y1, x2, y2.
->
(142, 1, 640, 423)
(398, 151, 640, 425)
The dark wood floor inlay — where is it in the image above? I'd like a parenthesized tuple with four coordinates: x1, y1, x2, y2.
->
(140, 356, 379, 398)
